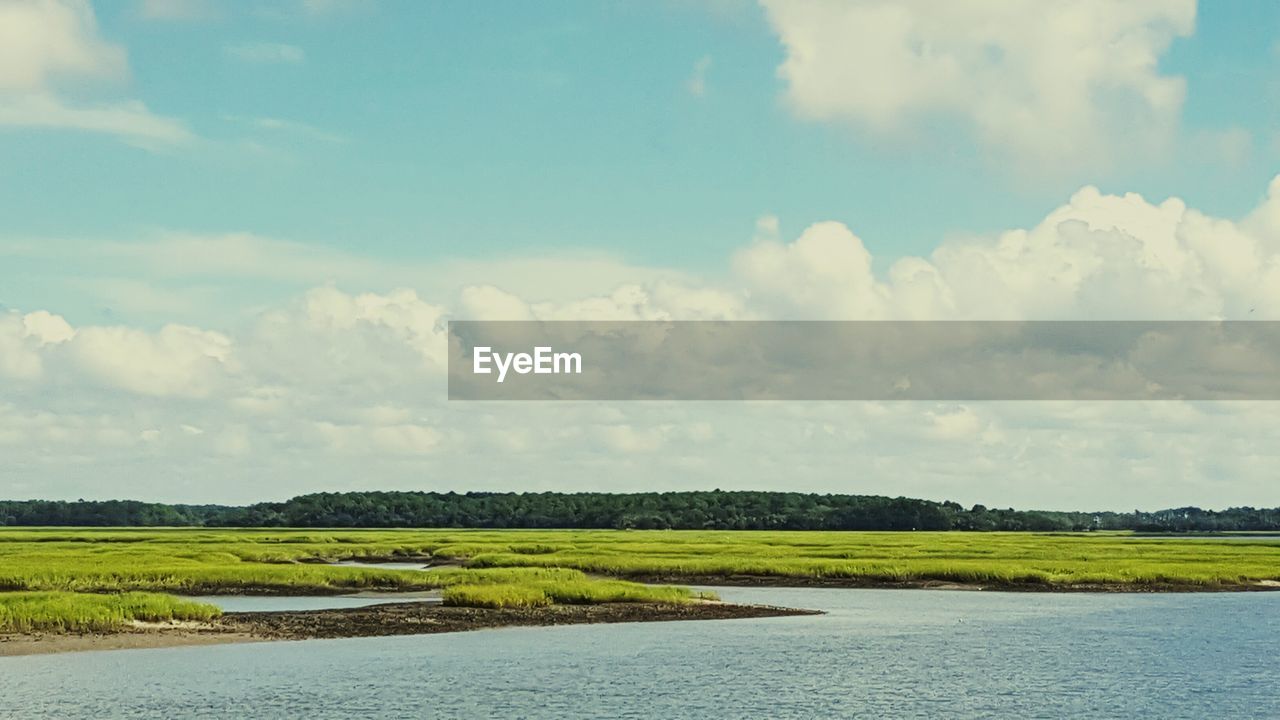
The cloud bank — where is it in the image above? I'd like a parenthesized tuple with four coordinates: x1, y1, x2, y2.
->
(5, 180, 1280, 507)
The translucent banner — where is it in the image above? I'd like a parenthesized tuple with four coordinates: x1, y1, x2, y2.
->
(447, 321, 1280, 401)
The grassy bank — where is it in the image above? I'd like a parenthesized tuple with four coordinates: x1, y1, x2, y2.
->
(458, 530, 1280, 588)
(1, 528, 1278, 597)
(442, 579, 711, 608)
(0, 591, 221, 633)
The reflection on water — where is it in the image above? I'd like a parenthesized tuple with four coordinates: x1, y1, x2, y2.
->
(4, 587, 1278, 719)
(332, 560, 436, 571)
(186, 594, 440, 613)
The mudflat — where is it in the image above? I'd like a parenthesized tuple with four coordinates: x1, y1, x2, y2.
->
(0, 601, 820, 657)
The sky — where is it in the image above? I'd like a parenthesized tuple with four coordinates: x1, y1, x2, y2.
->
(3, 0, 1280, 509)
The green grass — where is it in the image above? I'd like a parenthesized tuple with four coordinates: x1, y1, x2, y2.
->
(0, 527, 1276, 612)
(3, 528, 1272, 635)
(455, 530, 1280, 587)
(442, 579, 716, 608)
(0, 591, 221, 633)
(443, 583, 553, 608)
(0, 529, 718, 621)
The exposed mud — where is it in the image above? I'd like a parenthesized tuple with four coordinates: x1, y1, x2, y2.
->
(0, 601, 820, 656)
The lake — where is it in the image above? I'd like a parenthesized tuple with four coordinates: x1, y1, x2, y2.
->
(3, 587, 1277, 719)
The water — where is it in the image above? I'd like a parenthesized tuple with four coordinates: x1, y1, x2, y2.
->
(185, 593, 440, 612)
(332, 560, 436, 571)
(3, 587, 1277, 719)
(1126, 535, 1280, 542)
(179, 559, 445, 611)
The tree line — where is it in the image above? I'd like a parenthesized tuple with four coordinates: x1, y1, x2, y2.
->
(1, 491, 1278, 532)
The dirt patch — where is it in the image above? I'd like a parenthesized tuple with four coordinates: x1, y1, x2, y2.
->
(217, 600, 819, 640)
(0, 629, 261, 657)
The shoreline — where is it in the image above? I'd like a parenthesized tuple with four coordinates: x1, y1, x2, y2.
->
(329, 555, 1280, 594)
(0, 600, 820, 657)
(622, 574, 1280, 593)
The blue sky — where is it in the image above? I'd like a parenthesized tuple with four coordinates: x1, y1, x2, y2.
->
(4, 0, 1279, 322)
(3, 0, 1280, 506)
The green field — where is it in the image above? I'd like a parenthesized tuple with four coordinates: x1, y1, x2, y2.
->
(1, 528, 1277, 632)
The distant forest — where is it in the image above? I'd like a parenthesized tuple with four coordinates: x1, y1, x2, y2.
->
(1, 491, 1278, 532)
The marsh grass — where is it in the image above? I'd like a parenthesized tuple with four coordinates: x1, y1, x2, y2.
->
(442, 579, 715, 608)
(0, 591, 221, 633)
(443, 583, 552, 608)
(0, 528, 1275, 612)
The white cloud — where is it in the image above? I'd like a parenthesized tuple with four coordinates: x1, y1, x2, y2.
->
(753, 215, 779, 242)
(735, 220, 887, 319)
(760, 0, 1196, 171)
(457, 285, 535, 321)
(224, 42, 306, 65)
(125, 232, 379, 283)
(2, 309, 232, 397)
(0, 310, 75, 381)
(0, 313, 45, 381)
(60, 323, 235, 398)
(297, 286, 447, 365)
(0, 0, 123, 91)
(928, 406, 984, 440)
(22, 310, 75, 345)
(527, 283, 746, 322)
(687, 55, 712, 98)
(597, 424, 668, 453)
(316, 421, 444, 456)
(0, 94, 191, 146)
(734, 181, 1280, 321)
(0, 0, 190, 146)
(222, 114, 343, 142)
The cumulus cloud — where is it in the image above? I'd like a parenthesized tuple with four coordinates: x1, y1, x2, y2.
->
(0, 0, 190, 146)
(735, 181, 1280, 321)
(735, 221, 887, 319)
(22, 310, 75, 345)
(1, 310, 232, 397)
(296, 286, 448, 365)
(62, 324, 234, 398)
(760, 0, 1196, 171)
(0, 313, 45, 381)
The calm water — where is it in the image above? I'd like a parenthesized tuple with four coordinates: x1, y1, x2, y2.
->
(332, 561, 436, 571)
(1127, 536, 1280, 542)
(3, 587, 1278, 719)
(185, 593, 440, 612)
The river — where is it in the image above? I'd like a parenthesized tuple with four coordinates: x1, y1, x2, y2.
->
(2, 587, 1277, 718)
